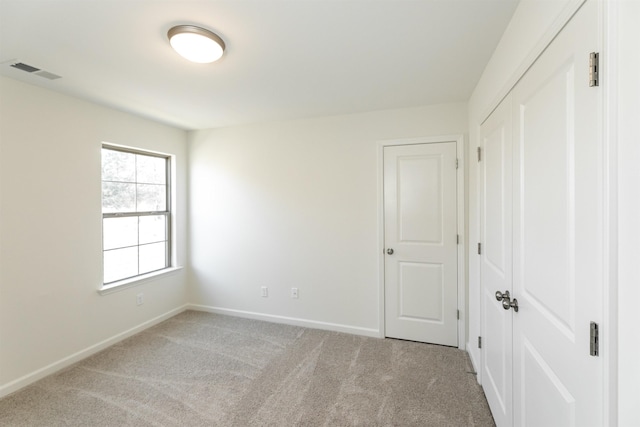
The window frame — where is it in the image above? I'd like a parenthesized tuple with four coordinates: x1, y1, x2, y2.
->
(101, 144, 172, 287)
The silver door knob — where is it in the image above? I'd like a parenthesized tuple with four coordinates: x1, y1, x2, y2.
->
(495, 290, 510, 301)
(386, 248, 394, 255)
(496, 290, 519, 312)
(503, 298, 519, 312)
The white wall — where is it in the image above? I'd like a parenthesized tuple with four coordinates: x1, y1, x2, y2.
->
(466, 0, 574, 375)
(188, 103, 467, 334)
(616, 1, 640, 424)
(0, 77, 188, 396)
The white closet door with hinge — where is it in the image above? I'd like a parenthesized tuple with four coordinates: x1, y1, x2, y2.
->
(511, 0, 603, 425)
(480, 94, 513, 427)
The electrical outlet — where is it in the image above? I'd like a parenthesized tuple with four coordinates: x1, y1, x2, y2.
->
(291, 287, 298, 299)
(136, 293, 144, 306)
(261, 286, 268, 297)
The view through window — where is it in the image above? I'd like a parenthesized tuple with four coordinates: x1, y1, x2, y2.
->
(101, 146, 170, 284)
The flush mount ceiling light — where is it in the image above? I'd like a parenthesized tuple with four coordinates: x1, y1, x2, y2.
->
(168, 25, 225, 63)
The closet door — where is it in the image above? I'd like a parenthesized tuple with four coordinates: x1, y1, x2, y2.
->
(511, 0, 603, 425)
(480, 95, 513, 427)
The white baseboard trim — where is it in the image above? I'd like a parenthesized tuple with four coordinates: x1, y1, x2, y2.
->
(186, 304, 382, 338)
(0, 304, 188, 399)
(467, 344, 481, 385)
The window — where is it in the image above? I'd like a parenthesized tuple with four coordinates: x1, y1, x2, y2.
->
(101, 146, 171, 285)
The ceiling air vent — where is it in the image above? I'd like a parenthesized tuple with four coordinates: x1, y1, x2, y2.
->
(4, 60, 62, 80)
(10, 62, 40, 73)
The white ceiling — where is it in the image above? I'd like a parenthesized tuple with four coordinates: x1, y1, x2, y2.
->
(0, 0, 518, 130)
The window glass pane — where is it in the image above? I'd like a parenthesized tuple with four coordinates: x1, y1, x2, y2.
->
(104, 246, 138, 283)
(139, 215, 166, 245)
(102, 149, 135, 182)
(139, 242, 166, 274)
(137, 154, 166, 185)
(137, 184, 166, 212)
(103, 217, 138, 250)
(102, 182, 136, 213)
(102, 146, 171, 285)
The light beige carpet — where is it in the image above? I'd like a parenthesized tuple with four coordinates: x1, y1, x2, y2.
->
(0, 311, 494, 426)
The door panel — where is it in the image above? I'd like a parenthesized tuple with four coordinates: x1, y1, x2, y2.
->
(384, 143, 457, 346)
(522, 339, 575, 427)
(398, 156, 443, 243)
(485, 295, 511, 412)
(518, 63, 577, 335)
(480, 95, 513, 427)
(399, 262, 443, 320)
(512, 0, 602, 425)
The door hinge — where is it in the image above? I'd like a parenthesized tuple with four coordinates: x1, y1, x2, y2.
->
(477, 147, 482, 161)
(590, 322, 599, 356)
(589, 52, 599, 87)
(477, 242, 482, 255)
(457, 309, 460, 320)
(457, 234, 460, 244)
(478, 336, 482, 348)
(456, 158, 459, 169)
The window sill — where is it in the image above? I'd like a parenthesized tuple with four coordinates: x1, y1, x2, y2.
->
(98, 266, 183, 295)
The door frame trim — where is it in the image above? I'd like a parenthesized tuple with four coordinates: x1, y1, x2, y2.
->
(377, 135, 466, 349)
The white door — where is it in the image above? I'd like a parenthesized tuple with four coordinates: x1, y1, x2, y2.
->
(480, 1, 603, 425)
(511, 0, 602, 425)
(480, 95, 513, 427)
(384, 143, 458, 346)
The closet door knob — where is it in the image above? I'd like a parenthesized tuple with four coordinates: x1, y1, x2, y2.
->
(386, 248, 394, 255)
(495, 290, 510, 301)
(503, 298, 519, 312)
